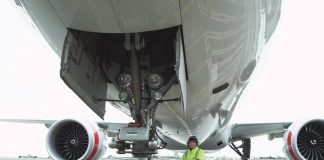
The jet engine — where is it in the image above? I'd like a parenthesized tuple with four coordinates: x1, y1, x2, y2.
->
(283, 118, 324, 160)
(46, 118, 107, 160)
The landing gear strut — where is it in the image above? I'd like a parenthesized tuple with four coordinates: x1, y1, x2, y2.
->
(229, 138, 251, 160)
(108, 31, 177, 158)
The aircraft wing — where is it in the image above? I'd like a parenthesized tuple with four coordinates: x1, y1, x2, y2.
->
(0, 118, 128, 134)
(231, 122, 292, 141)
(0, 119, 56, 128)
(224, 119, 324, 160)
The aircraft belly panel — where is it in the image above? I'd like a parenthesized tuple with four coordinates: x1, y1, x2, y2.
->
(156, 0, 268, 146)
(180, 1, 264, 120)
(49, 0, 181, 33)
(155, 99, 222, 146)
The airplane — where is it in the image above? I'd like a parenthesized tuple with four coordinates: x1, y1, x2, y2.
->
(1, 0, 324, 160)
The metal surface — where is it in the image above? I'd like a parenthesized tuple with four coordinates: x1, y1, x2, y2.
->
(17, 0, 284, 157)
(119, 127, 149, 141)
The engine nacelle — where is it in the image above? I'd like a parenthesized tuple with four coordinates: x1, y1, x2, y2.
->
(283, 118, 324, 160)
(46, 118, 107, 160)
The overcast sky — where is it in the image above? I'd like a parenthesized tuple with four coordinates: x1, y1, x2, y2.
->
(0, 0, 324, 158)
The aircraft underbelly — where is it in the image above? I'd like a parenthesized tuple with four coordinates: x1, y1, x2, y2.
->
(155, 0, 267, 146)
(47, 0, 181, 33)
(183, 0, 263, 115)
(17, 0, 282, 151)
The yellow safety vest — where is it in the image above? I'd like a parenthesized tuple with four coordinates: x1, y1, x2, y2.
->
(182, 147, 205, 160)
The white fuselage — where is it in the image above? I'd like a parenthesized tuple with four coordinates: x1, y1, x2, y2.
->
(18, 0, 280, 150)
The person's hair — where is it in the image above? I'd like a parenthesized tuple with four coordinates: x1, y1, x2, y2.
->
(187, 136, 198, 146)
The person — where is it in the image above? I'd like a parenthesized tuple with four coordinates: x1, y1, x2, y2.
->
(182, 136, 206, 160)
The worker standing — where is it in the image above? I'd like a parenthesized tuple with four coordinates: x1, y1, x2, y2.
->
(182, 136, 206, 160)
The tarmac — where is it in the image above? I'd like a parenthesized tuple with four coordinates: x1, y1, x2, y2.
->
(0, 158, 287, 160)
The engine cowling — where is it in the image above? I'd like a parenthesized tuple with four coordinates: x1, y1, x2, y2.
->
(283, 118, 324, 160)
(46, 118, 107, 160)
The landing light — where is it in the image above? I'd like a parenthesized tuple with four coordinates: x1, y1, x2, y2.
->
(148, 73, 163, 89)
(118, 73, 131, 89)
(153, 91, 162, 100)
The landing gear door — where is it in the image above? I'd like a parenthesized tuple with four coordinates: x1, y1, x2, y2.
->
(60, 31, 107, 119)
(175, 30, 187, 115)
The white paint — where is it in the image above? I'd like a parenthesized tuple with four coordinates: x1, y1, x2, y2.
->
(0, 0, 324, 158)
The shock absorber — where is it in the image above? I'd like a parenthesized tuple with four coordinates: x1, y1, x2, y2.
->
(130, 33, 142, 124)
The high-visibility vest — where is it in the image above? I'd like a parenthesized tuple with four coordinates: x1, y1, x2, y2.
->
(183, 147, 205, 160)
